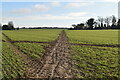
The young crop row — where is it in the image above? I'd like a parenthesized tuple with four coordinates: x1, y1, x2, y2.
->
(71, 45, 119, 78)
(15, 43, 47, 60)
(66, 30, 118, 45)
(3, 29, 62, 42)
(0, 42, 2, 79)
(2, 42, 24, 78)
(2, 35, 6, 41)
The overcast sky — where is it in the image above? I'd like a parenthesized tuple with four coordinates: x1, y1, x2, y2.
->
(1, 0, 119, 28)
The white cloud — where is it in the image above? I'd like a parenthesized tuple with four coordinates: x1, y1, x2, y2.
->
(9, 4, 49, 15)
(118, 2, 120, 19)
(2, 17, 15, 22)
(34, 4, 49, 11)
(68, 12, 87, 17)
(2, 0, 120, 3)
(10, 8, 31, 14)
(17, 15, 75, 20)
(51, 2, 61, 6)
(2, 12, 97, 28)
(102, 0, 119, 2)
(66, 3, 82, 8)
(3, 12, 88, 22)
(2, 15, 91, 28)
(66, 2, 94, 8)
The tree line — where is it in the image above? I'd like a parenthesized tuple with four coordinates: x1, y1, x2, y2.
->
(1, 15, 120, 30)
(20, 27, 68, 29)
(0, 21, 68, 30)
(70, 15, 120, 30)
(0, 21, 19, 30)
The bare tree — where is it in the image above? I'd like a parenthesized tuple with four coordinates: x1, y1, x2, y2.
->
(110, 15, 117, 29)
(94, 21, 98, 29)
(98, 16, 104, 28)
(111, 15, 117, 26)
(104, 17, 111, 28)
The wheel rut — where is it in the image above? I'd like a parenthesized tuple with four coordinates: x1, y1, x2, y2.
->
(26, 30, 74, 78)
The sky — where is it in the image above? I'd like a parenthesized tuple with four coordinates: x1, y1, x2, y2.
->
(118, 1, 120, 19)
(0, 0, 119, 28)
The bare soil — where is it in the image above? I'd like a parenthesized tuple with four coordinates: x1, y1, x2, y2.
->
(25, 30, 74, 78)
(70, 43, 119, 47)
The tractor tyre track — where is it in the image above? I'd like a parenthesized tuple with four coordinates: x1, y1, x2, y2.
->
(33, 30, 74, 78)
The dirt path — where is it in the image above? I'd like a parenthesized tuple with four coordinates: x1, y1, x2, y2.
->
(25, 30, 74, 78)
(3, 31, 74, 78)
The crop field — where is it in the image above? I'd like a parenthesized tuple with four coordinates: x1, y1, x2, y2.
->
(0, 42, 2, 79)
(0, 32, 2, 41)
(3, 29, 62, 42)
(71, 45, 119, 78)
(2, 42, 24, 78)
(66, 30, 119, 78)
(2, 1, 120, 79)
(1, 35, 6, 42)
(1, 29, 119, 79)
(15, 43, 47, 60)
(66, 30, 119, 45)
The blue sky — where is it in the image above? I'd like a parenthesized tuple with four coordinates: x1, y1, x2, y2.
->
(1, 0, 119, 28)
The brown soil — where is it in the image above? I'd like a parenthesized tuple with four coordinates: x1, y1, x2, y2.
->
(70, 43, 119, 47)
(25, 30, 74, 78)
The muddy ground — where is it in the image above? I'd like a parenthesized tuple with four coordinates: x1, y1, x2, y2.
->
(25, 30, 74, 78)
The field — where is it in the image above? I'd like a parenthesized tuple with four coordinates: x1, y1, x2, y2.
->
(2, 42, 24, 78)
(2, 29, 62, 78)
(15, 43, 47, 60)
(66, 30, 119, 45)
(1, 29, 119, 79)
(66, 30, 119, 78)
(71, 46, 118, 78)
(3, 29, 62, 42)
